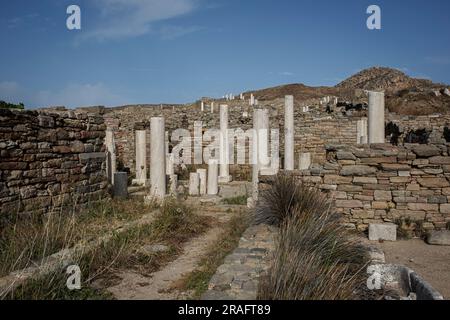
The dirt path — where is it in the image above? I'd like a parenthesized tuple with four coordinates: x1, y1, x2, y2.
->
(379, 239, 450, 299)
(107, 204, 245, 300)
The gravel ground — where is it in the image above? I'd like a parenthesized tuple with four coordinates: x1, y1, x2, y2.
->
(379, 239, 450, 299)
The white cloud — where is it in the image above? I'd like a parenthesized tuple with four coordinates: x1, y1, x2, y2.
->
(35, 83, 126, 108)
(79, 0, 200, 42)
(159, 25, 203, 40)
(1, 81, 128, 109)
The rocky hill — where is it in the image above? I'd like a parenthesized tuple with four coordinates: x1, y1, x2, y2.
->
(246, 67, 450, 115)
(335, 67, 437, 92)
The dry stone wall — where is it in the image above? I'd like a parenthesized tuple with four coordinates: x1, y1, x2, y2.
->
(0, 109, 108, 220)
(261, 143, 450, 232)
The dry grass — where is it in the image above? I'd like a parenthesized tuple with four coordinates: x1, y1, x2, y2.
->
(0, 198, 152, 278)
(170, 212, 250, 299)
(2, 199, 211, 300)
(257, 174, 369, 300)
(254, 173, 332, 226)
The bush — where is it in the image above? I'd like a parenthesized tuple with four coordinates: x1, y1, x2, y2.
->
(0, 101, 24, 110)
(257, 174, 369, 300)
(254, 173, 332, 226)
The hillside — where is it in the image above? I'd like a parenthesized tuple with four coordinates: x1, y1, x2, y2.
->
(336, 67, 436, 92)
(246, 67, 450, 115)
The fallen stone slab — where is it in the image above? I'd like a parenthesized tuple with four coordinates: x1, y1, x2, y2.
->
(368, 264, 444, 300)
(426, 230, 450, 246)
(369, 223, 397, 242)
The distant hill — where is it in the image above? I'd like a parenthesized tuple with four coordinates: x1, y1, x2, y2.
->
(245, 67, 450, 115)
(336, 67, 436, 92)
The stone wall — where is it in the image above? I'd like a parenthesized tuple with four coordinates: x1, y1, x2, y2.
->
(103, 100, 450, 179)
(0, 109, 109, 220)
(261, 143, 450, 232)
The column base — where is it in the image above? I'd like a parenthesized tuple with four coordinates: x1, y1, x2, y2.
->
(132, 179, 149, 187)
(218, 175, 232, 183)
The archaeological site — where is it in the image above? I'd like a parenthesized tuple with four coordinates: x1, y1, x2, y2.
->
(1, 1, 450, 311)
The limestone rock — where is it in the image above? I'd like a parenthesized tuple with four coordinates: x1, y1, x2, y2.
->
(341, 165, 377, 176)
(426, 230, 450, 246)
(369, 223, 397, 241)
(412, 145, 441, 157)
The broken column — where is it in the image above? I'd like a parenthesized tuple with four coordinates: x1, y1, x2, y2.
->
(219, 104, 232, 183)
(133, 130, 147, 186)
(169, 174, 178, 196)
(357, 118, 368, 144)
(105, 130, 117, 184)
(197, 169, 207, 195)
(250, 94, 255, 106)
(200, 101, 205, 112)
(299, 153, 311, 170)
(166, 153, 175, 175)
(284, 95, 294, 171)
(150, 117, 166, 200)
(211, 102, 215, 113)
(207, 159, 219, 195)
(254, 109, 271, 172)
(189, 173, 200, 196)
(368, 91, 385, 144)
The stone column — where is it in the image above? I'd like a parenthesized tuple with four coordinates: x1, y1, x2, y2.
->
(166, 153, 175, 175)
(133, 130, 147, 186)
(284, 95, 295, 171)
(169, 174, 178, 196)
(357, 118, 368, 144)
(105, 130, 117, 184)
(197, 169, 207, 195)
(211, 102, 215, 113)
(201, 101, 205, 112)
(368, 91, 385, 144)
(250, 94, 255, 106)
(150, 117, 166, 199)
(189, 173, 200, 196)
(299, 153, 312, 170)
(113, 172, 128, 198)
(207, 159, 219, 195)
(254, 109, 270, 171)
(219, 104, 232, 183)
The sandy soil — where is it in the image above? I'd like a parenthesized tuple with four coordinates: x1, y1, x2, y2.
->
(379, 239, 450, 299)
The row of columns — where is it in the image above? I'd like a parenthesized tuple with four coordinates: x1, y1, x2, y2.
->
(110, 91, 385, 202)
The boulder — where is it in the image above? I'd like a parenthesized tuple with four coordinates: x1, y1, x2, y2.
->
(412, 145, 441, 157)
(426, 230, 450, 246)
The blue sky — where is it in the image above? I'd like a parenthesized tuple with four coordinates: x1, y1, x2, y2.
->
(1, 0, 450, 109)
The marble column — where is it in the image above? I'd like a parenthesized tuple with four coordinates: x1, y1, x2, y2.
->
(189, 173, 200, 196)
(169, 174, 178, 196)
(284, 95, 295, 170)
(219, 104, 232, 183)
(197, 169, 207, 195)
(368, 91, 385, 144)
(133, 130, 147, 186)
(254, 109, 270, 171)
(299, 153, 312, 170)
(105, 130, 117, 184)
(207, 159, 219, 195)
(166, 153, 175, 175)
(150, 117, 166, 199)
(357, 118, 368, 144)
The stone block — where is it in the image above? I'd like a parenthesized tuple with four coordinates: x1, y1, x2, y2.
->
(341, 165, 377, 176)
(369, 223, 397, 241)
(335, 200, 364, 208)
(374, 190, 392, 201)
(417, 177, 449, 188)
(426, 230, 450, 246)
